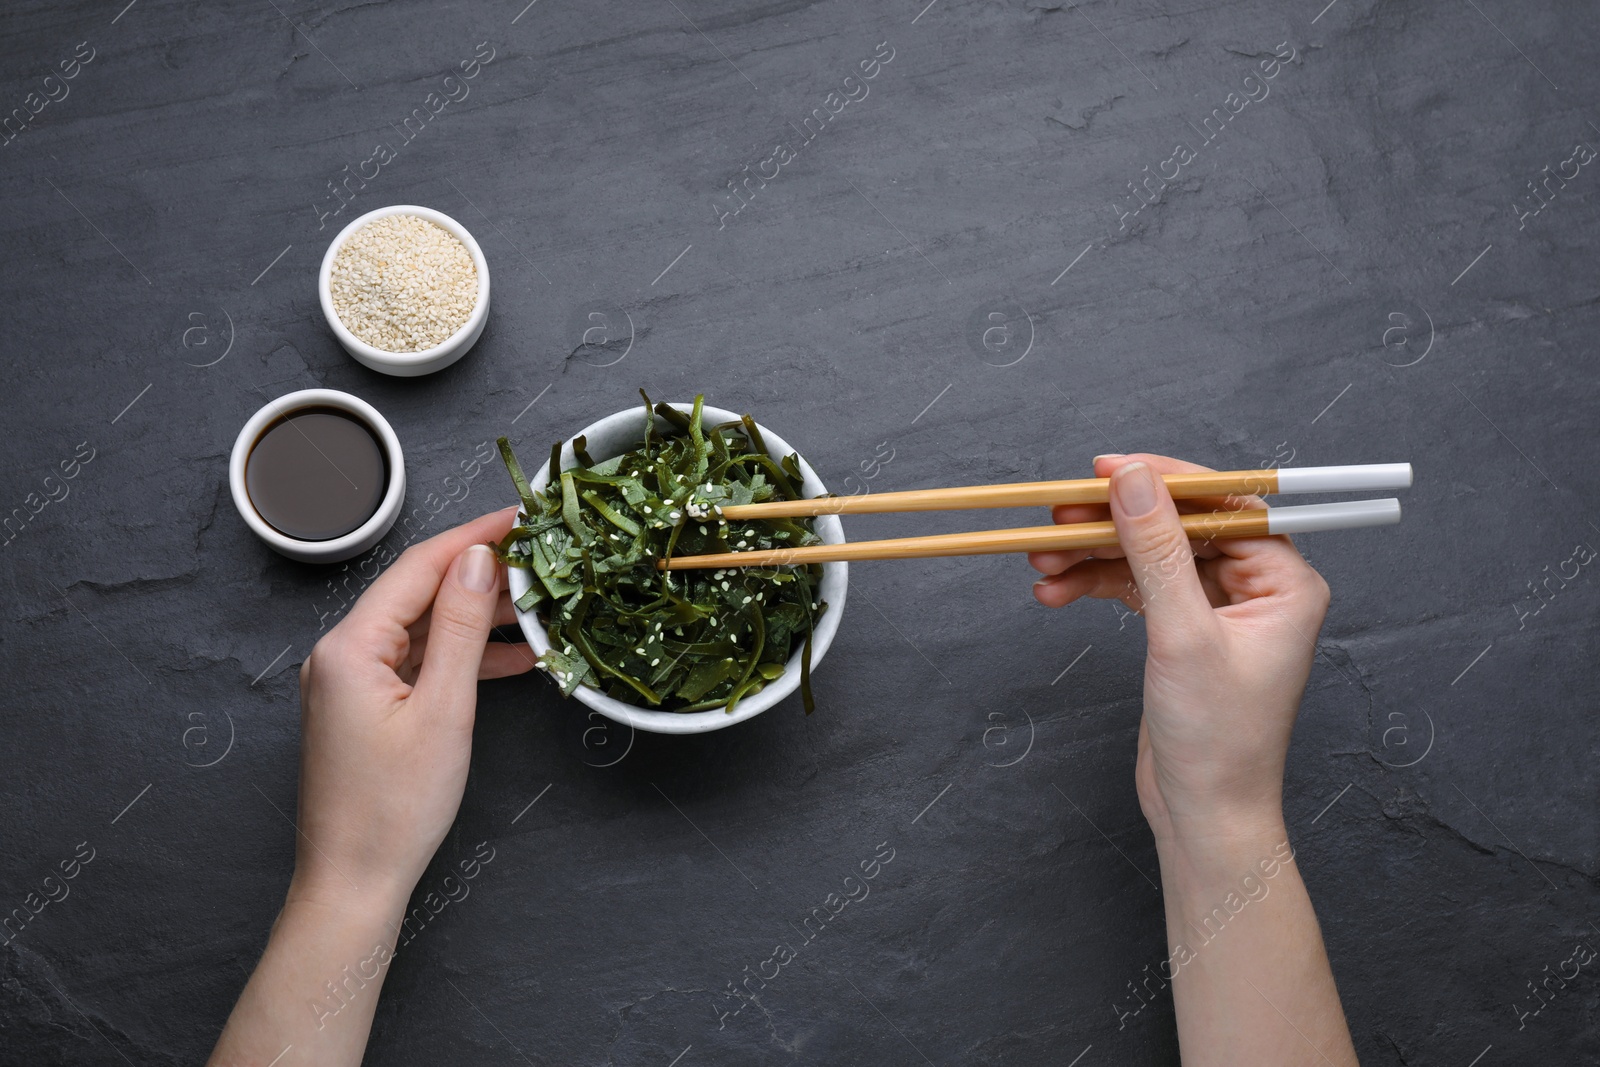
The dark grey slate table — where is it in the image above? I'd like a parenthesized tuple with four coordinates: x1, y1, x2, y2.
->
(3, 0, 1597, 1063)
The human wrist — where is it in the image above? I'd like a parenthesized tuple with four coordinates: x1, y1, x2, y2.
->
(274, 884, 407, 1003)
(1151, 812, 1294, 897)
(1137, 762, 1286, 855)
(284, 867, 413, 936)
(223, 879, 406, 1059)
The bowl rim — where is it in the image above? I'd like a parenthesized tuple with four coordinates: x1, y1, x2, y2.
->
(506, 402, 849, 735)
(228, 388, 407, 560)
(317, 204, 491, 368)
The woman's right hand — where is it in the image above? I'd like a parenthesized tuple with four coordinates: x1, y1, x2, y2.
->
(1028, 454, 1331, 843)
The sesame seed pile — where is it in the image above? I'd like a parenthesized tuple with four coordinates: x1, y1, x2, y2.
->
(329, 214, 478, 352)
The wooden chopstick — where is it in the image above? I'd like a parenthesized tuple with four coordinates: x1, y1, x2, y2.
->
(660, 508, 1269, 569)
(658, 498, 1403, 570)
(717, 463, 1413, 520)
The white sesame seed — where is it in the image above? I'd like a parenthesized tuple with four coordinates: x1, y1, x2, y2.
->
(328, 214, 478, 353)
(651, 657, 660, 666)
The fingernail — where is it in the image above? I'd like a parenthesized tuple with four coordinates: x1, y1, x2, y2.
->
(1093, 453, 1125, 463)
(460, 544, 498, 593)
(1113, 462, 1158, 517)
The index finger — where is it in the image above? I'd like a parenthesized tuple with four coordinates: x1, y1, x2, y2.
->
(345, 506, 520, 631)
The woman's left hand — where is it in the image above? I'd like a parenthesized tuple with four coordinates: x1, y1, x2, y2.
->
(291, 506, 535, 912)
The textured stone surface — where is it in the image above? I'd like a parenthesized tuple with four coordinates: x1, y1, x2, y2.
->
(2, 0, 1597, 1063)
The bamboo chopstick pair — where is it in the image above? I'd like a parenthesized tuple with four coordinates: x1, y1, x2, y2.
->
(658, 463, 1412, 570)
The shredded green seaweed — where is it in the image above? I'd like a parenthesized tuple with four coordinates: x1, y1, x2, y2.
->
(495, 392, 828, 714)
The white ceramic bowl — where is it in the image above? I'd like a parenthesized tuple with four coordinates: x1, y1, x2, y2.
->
(229, 388, 407, 564)
(318, 205, 491, 377)
(508, 403, 849, 735)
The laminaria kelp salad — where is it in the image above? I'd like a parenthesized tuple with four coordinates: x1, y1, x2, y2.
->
(493, 394, 829, 714)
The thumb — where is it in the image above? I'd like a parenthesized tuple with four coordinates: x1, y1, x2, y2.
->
(1108, 461, 1218, 652)
(414, 543, 502, 707)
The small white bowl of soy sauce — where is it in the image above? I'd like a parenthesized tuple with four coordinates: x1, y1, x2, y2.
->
(229, 389, 406, 564)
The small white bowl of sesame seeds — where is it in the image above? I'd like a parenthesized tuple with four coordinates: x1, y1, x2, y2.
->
(319, 204, 490, 377)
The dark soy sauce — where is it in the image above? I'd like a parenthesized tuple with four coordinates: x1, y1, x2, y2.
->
(246, 408, 387, 541)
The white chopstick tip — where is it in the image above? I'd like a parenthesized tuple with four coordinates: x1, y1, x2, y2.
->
(1380, 462, 1414, 488)
(1276, 463, 1413, 494)
(1267, 498, 1402, 535)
